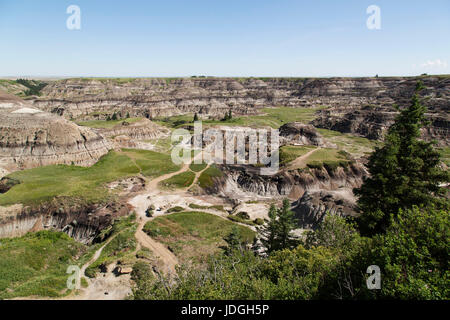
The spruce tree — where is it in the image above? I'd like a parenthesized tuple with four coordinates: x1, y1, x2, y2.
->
(260, 200, 298, 254)
(194, 113, 199, 121)
(354, 81, 449, 235)
(260, 204, 278, 253)
(277, 199, 297, 249)
(223, 225, 243, 255)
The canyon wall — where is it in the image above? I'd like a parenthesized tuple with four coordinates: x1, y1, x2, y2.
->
(31, 76, 449, 144)
(213, 162, 367, 201)
(0, 91, 111, 172)
(0, 199, 130, 243)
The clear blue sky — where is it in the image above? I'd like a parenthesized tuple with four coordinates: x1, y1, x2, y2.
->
(0, 0, 449, 77)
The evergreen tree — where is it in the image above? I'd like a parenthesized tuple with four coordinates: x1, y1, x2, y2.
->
(228, 109, 232, 120)
(260, 204, 278, 253)
(126, 111, 130, 118)
(260, 200, 298, 254)
(194, 113, 199, 121)
(277, 199, 297, 249)
(223, 226, 243, 255)
(111, 112, 118, 121)
(354, 81, 449, 235)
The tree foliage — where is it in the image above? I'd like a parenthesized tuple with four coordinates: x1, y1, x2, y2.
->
(132, 207, 449, 300)
(354, 81, 449, 235)
(259, 200, 298, 254)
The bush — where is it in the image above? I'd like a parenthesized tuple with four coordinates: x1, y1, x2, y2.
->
(236, 211, 250, 220)
(227, 215, 255, 226)
(131, 261, 153, 283)
(254, 218, 265, 225)
(306, 161, 323, 169)
(167, 206, 184, 213)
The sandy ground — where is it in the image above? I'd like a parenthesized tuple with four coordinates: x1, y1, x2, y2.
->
(11, 107, 42, 114)
(0, 167, 9, 179)
(135, 218, 178, 274)
(64, 232, 132, 300)
(233, 202, 271, 220)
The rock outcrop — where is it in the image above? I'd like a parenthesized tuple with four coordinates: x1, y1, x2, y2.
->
(213, 162, 367, 202)
(279, 122, 326, 146)
(0, 198, 130, 243)
(293, 190, 357, 229)
(28, 76, 449, 145)
(98, 118, 170, 140)
(0, 91, 111, 172)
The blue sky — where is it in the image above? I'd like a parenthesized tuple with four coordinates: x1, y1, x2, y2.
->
(0, 0, 449, 77)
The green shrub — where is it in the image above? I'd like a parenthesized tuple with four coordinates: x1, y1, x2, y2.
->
(254, 218, 265, 225)
(167, 206, 184, 213)
(306, 161, 323, 169)
(198, 165, 223, 189)
(236, 212, 250, 220)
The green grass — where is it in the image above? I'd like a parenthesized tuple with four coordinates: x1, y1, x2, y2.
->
(167, 206, 185, 213)
(142, 136, 174, 153)
(0, 149, 180, 206)
(121, 148, 180, 178)
(188, 203, 226, 212)
(85, 221, 137, 277)
(0, 151, 140, 206)
(227, 215, 256, 226)
(317, 128, 378, 157)
(154, 106, 329, 130)
(143, 211, 255, 262)
(77, 117, 143, 129)
(279, 145, 317, 165)
(0, 231, 86, 299)
(159, 171, 196, 189)
(197, 165, 223, 189)
(304, 148, 346, 164)
(189, 162, 207, 172)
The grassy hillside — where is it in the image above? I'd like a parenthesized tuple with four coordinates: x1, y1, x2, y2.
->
(121, 148, 180, 178)
(317, 128, 378, 157)
(85, 215, 138, 278)
(143, 211, 255, 262)
(280, 145, 317, 165)
(197, 165, 223, 189)
(189, 162, 207, 172)
(159, 171, 196, 189)
(0, 231, 86, 299)
(0, 149, 180, 206)
(155, 106, 328, 129)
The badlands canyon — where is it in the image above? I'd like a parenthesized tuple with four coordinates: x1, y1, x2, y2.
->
(0, 76, 448, 299)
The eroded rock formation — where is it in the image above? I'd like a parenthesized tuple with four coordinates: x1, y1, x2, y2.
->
(213, 162, 367, 202)
(0, 91, 111, 172)
(279, 122, 326, 146)
(293, 190, 357, 229)
(29, 76, 449, 145)
(0, 198, 130, 243)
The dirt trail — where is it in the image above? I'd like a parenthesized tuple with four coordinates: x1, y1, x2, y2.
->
(187, 163, 210, 189)
(65, 232, 132, 300)
(135, 219, 178, 274)
(128, 154, 205, 275)
(287, 147, 321, 170)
